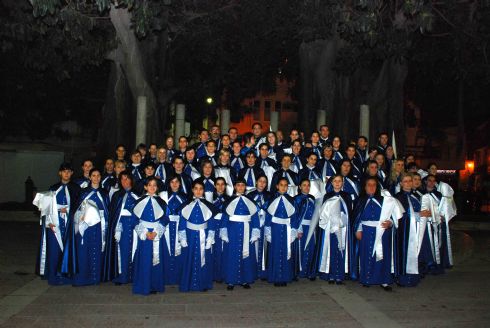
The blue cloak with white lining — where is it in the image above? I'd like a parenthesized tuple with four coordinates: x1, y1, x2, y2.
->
(265, 193, 298, 283)
(178, 198, 217, 292)
(132, 195, 168, 295)
(220, 195, 260, 285)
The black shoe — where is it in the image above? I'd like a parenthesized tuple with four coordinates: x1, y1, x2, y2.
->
(114, 282, 122, 286)
(309, 277, 316, 281)
(242, 283, 251, 289)
(328, 280, 335, 284)
(281, 283, 287, 287)
(335, 281, 344, 285)
(227, 285, 234, 291)
(202, 289, 208, 292)
(150, 291, 157, 294)
(381, 285, 392, 292)
(274, 283, 281, 287)
(292, 277, 299, 282)
(362, 284, 370, 288)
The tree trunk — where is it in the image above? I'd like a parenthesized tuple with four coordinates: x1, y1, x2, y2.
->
(109, 6, 161, 145)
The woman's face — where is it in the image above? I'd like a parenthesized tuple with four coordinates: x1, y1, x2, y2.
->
(277, 179, 289, 193)
(234, 183, 246, 195)
(186, 149, 196, 161)
(332, 176, 343, 191)
(219, 152, 230, 165)
(120, 175, 132, 190)
(89, 170, 101, 186)
(203, 163, 213, 176)
(300, 180, 310, 194)
(192, 184, 204, 198)
(429, 165, 437, 175)
(340, 162, 351, 176)
(170, 178, 181, 192)
(215, 180, 226, 194)
(333, 137, 341, 149)
(256, 177, 267, 191)
(323, 148, 333, 159)
(144, 180, 158, 195)
(401, 176, 413, 192)
(375, 154, 385, 166)
(412, 175, 422, 189)
(267, 133, 276, 145)
(365, 179, 377, 195)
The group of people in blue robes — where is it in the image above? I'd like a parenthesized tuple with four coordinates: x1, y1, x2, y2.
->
(34, 124, 457, 295)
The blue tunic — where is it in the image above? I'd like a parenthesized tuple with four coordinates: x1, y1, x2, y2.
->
(395, 191, 421, 287)
(39, 182, 79, 285)
(221, 195, 260, 285)
(107, 189, 139, 284)
(353, 196, 394, 286)
(265, 194, 298, 284)
(72, 187, 109, 286)
(178, 198, 217, 292)
(132, 195, 168, 295)
(212, 193, 229, 282)
(247, 190, 271, 279)
(162, 191, 186, 285)
(293, 193, 317, 279)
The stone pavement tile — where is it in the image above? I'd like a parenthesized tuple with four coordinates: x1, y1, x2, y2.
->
(0, 315, 38, 328)
(146, 314, 215, 328)
(185, 303, 239, 316)
(265, 312, 362, 328)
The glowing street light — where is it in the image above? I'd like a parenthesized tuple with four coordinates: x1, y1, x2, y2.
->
(206, 97, 213, 105)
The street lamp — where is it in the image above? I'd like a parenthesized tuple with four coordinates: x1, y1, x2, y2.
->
(206, 97, 213, 105)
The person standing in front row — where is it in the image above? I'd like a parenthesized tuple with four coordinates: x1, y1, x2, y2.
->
(353, 177, 403, 291)
(220, 179, 261, 290)
(132, 177, 168, 295)
(265, 178, 298, 287)
(178, 181, 218, 292)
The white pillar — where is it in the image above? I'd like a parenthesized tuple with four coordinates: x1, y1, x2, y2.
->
(175, 104, 186, 143)
(220, 109, 230, 134)
(270, 111, 279, 132)
(316, 110, 326, 130)
(136, 96, 147, 146)
(360, 104, 370, 138)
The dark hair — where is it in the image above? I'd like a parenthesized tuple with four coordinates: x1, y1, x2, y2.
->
(165, 175, 181, 191)
(199, 159, 214, 174)
(206, 139, 217, 147)
(178, 136, 188, 142)
(427, 162, 437, 170)
(259, 143, 270, 150)
(82, 159, 94, 167)
(144, 177, 160, 191)
(252, 122, 262, 129)
(361, 176, 381, 197)
(299, 178, 310, 186)
(191, 180, 205, 189)
(137, 143, 146, 150)
(89, 168, 101, 177)
(276, 177, 289, 186)
(118, 170, 134, 188)
(378, 132, 389, 138)
(59, 162, 73, 171)
(215, 177, 227, 185)
(358, 136, 368, 142)
(243, 132, 254, 144)
(115, 144, 126, 150)
(172, 156, 184, 165)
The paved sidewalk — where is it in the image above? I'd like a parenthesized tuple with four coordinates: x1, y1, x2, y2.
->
(0, 221, 489, 327)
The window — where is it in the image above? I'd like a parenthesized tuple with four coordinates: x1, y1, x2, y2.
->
(264, 101, 271, 121)
(253, 100, 260, 120)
